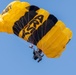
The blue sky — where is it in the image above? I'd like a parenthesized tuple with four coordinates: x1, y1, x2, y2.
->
(0, 0, 76, 75)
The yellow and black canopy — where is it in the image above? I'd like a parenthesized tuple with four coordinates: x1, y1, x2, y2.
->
(0, 1, 72, 58)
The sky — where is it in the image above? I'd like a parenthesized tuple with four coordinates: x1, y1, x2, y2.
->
(0, 0, 76, 75)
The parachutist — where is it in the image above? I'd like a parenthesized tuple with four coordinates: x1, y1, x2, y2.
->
(33, 49, 44, 62)
(29, 44, 44, 62)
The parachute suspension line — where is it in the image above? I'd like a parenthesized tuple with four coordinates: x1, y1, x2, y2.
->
(27, 10, 34, 43)
(14, 12, 28, 37)
(14, 20, 24, 36)
(32, 23, 40, 47)
(14, 22, 21, 35)
(45, 20, 49, 45)
(21, 15, 28, 40)
(31, 23, 38, 45)
(41, 21, 44, 50)
(28, 13, 38, 45)
(41, 19, 47, 50)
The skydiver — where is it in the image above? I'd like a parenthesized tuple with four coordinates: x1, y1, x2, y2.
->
(33, 49, 44, 62)
(29, 44, 44, 62)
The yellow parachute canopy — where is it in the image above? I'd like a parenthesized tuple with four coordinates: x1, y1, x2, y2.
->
(0, 1, 72, 58)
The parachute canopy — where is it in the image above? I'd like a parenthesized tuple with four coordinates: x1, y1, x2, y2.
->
(0, 1, 72, 58)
